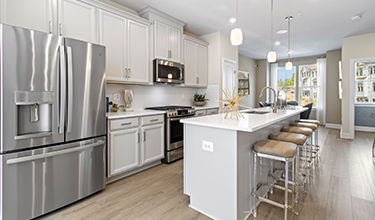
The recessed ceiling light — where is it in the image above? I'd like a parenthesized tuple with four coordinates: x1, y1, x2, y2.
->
(350, 15, 362, 22)
(229, 17, 237, 24)
(275, 41, 280, 46)
(276, 29, 288, 34)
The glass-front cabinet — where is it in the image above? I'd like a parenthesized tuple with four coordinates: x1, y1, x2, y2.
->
(299, 64, 318, 107)
(355, 62, 375, 104)
(238, 71, 249, 96)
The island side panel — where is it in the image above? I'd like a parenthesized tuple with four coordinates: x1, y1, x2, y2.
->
(184, 124, 238, 220)
(236, 115, 299, 220)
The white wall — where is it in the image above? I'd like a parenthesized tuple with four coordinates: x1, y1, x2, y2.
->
(106, 84, 219, 109)
(341, 33, 375, 139)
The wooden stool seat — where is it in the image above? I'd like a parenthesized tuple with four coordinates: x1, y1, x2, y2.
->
(296, 119, 320, 125)
(269, 132, 307, 145)
(281, 126, 313, 136)
(290, 122, 318, 131)
(253, 140, 297, 158)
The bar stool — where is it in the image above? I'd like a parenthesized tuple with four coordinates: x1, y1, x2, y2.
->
(268, 132, 309, 213)
(289, 122, 320, 161)
(252, 140, 298, 220)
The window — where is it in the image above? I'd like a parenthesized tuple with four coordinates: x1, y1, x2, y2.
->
(277, 66, 296, 102)
(299, 64, 318, 107)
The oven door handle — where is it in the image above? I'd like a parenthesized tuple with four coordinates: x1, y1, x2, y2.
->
(169, 116, 194, 121)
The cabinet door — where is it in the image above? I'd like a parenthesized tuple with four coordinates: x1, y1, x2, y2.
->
(109, 128, 139, 177)
(141, 124, 164, 164)
(169, 26, 181, 62)
(127, 20, 149, 82)
(0, 0, 55, 33)
(98, 9, 126, 81)
(184, 40, 198, 85)
(154, 21, 168, 59)
(58, 0, 97, 43)
(197, 44, 208, 86)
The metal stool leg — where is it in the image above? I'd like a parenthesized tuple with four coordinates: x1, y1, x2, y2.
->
(284, 160, 289, 220)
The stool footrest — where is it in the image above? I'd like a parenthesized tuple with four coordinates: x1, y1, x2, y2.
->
(258, 196, 288, 209)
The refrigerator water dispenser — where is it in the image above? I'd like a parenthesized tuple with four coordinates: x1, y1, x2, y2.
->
(15, 91, 54, 139)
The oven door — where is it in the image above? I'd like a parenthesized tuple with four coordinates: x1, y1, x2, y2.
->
(167, 116, 192, 151)
(154, 59, 184, 84)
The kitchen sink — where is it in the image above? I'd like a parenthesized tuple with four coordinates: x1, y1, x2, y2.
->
(243, 111, 271, 115)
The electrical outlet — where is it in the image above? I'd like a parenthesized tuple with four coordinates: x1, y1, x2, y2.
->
(202, 141, 214, 152)
(113, 93, 120, 101)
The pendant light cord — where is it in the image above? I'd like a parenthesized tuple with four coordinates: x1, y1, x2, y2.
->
(287, 16, 291, 61)
(235, 0, 238, 28)
(270, 0, 274, 50)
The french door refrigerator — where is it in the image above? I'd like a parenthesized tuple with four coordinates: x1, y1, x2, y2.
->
(0, 24, 106, 220)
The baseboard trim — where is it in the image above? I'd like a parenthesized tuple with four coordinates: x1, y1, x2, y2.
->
(325, 123, 341, 129)
(355, 126, 375, 132)
(340, 130, 354, 139)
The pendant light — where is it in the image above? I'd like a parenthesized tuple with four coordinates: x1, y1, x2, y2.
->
(267, 0, 277, 62)
(230, 0, 243, 45)
(285, 16, 293, 70)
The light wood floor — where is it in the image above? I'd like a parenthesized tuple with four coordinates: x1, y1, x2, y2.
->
(45, 128, 375, 220)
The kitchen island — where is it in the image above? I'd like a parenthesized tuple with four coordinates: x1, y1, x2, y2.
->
(181, 107, 307, 220)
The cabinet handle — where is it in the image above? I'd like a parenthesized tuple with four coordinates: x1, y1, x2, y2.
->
(59, 24, 63, 36)
(196, 76, 199, 84)
(150, 119, 159, 122)
(121, 122, 131, 126)
(143, 131, 146, 142)
(137, 132, 140, 143)
(48, 21, 52, 34)
(168, 50, 171, 58)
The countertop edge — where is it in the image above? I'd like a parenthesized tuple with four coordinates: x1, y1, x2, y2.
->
(181, 108, 307, 132)
(106, 111, 166, 119)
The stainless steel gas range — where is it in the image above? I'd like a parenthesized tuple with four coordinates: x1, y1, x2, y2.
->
(145, 106, 195, 163)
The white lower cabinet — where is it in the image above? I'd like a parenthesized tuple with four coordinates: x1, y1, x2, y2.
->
(109, 127, 139, 177)
(108, 115, 164, 179)
(141, 123, 164, 164)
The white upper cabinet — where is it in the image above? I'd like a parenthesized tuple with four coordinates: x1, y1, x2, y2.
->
(183, 35, 208, 87)
(58, 0, 97, 43)
(154, 21, 169, 59)
(127, 20, 149, 83)
(197, 43, 208, 86)
(168, 26, 182, 62)
(184, 39, 198, 85)
(98, 9, 126, 81)
(99, 9, 150, 83)
(0, 0, 56, 33)
(139, 7, 184, 63)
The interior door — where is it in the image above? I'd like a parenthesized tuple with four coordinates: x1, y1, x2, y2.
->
(58, 0, 97, 43)
(64, 38, 106, 141)
(0, 0, 55, 33)
(169, 26, 181, 62)
(98, 9, 126, 81)
(127, 20, 149, 82)
(1, 25, 64, 153)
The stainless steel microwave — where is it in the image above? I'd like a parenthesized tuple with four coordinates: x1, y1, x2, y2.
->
(153, 59, 184, 84)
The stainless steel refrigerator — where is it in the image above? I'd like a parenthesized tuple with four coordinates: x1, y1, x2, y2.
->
(0, 24, 107, 220)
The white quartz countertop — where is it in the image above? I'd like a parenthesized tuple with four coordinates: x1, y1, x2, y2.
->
(181, 107, 307, 132)
(194, 106, 220, 111)
(106, 110, 166, 119)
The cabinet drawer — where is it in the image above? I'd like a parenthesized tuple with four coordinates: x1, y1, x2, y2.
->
(206, 108, 219, 115)
(141, 115, 164, 126)
(109, 118, 139, 131)
(195, 110, 206, 117)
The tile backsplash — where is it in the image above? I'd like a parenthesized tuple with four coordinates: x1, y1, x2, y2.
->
(106, 84, 219, 109)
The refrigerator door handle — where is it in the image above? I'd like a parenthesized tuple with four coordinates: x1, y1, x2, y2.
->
(6, 140, 105, 165)
(59, 45, 66, 134)
(66, 46, 73, 133)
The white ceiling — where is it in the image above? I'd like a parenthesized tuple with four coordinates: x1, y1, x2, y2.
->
(112, 0, 375, 60)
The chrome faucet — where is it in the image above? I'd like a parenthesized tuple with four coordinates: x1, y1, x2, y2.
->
(259, 86, 278, 113)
